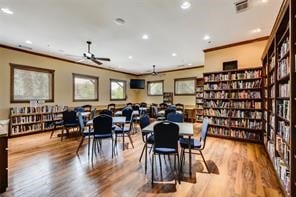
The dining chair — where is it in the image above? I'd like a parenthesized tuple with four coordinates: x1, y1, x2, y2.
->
(107, 103, 116, 115)
(138, 115, 153, 162)
(152, 121, 180, 185)
(61, 110, 79, 141)
(175, 103, 184, 113)
(92, 115, 115, 160)
(114, 111, 134, 150)
(140, 102, 147, 108)
(76, 112, 93, 155)
(100, 109, 113, 116)
(167, 112, 184, 123)
(179, 118, 210, 173)
(49, 110, 64, 138)
(82, 105, 92, 112)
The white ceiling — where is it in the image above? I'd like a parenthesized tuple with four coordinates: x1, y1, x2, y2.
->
(0, 0, 282, 74)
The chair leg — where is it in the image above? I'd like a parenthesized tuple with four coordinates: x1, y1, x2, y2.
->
(177, 153, 180, 184)
(111, 138, 114, 159)
(180, 149, 184, 173)
(174, 154, 176, 184)
(127, 133, 134, 149)
(151, 153, 154, 186)
(61, 127, 64, 141)
(50, 124, 56, 138)
(159, 154, 162, 180)
(88, 135, 91, 156)
(200, 150, 210, 173)
(139, 144, 146, 162)
(76, 136, 85, 154)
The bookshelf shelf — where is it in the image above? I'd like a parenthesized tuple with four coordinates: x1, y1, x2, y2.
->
(261, 0, 296, 195)
(195, 78, 204, 122)
(203, 67, 263, 143)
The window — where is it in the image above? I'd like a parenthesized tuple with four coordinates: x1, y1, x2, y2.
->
(73, 74, 99, 101)
(10, 64, 54, 103)
(147, 80, 163, 96)
(174, 78, 196, 95)
(110, 79, 126, 100)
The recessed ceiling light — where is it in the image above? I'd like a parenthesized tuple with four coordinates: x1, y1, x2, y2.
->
(188, 63, 192, 66)
(261, 0, 268, 3)
(251, 28, 262, 34)
(180, 1, 191, 10)
(114, 18, 126, 25)
(1, 8, 13, 15)
(25, 40, 32, 44)
(142, 34, 149, 40)
(118, 66, 122, 68)
(203, 35, 210, 40)
(172, 53, 177, 57)
(128, 56, 133, 59)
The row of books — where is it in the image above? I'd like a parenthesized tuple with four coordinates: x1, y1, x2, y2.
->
(196, 99, 203, 104)
(10, 105, 66, 115)
(204, 91, 261, 99)
(208, 127, 261, 140)
(196, 92, 203, 98)
(204, 83, 229, 90)
(204, 73, 229, 82)
(204, 100, 229, 108)
(204, 109, 262, 119)
(11, 116, 42, 124)
(278, 58, 290, 79)
(271, 85, 275, 98)
(231, 70, 262, 80)
(279, 37, 289, 59)
(277, 100, 290, 120)
(196, 87, 203, 92)
(278, 121, 290, 144)
(230, 101, 262, 109)
(276, 135, 290, 167)
(279, 83, 290, 97)
(274, 156, 290, 194)
(231, 79, 261, 89)
(11, 124, 43, 135)
(270, 55, 276, 70)
(208, 117, 262, 129)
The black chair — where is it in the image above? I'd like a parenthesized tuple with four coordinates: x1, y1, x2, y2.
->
(90, 108, 97, 119)
(126, 102, 132, 107)
(76, 112, 93, 154)
(175, 103, 184, 113)
(138, 115, 153, 163)
(61, 110, 79, 141)
(82, 105, 92, 112)
(164, 107, 177, 119)
(149, 104, 158, 118)
(152, 121, 180, 185)
(49, 110, 64, 138)
(167, 112, 184, 123)
(140, 102, 147, 108)
(92, 115, 115, 160)
(114, 109, 134, 149)
(159, 103, 168, 110)
(107, 103, 116, 115)
(179, 118, 210, 173)
(132, 105, 140, 132)
(100, 109, 113, 116)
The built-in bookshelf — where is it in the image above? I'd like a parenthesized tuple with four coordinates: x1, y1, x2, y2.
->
(195, 78, 204, 122)
(9, 105, 66, 137)
(163, 92, 173, 105)
(262, 0, 296, 195)
(203, 67, 263, 143)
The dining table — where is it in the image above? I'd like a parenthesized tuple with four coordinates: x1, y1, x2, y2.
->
(142, 121, 194, 175)
(86, 116, 129, 150)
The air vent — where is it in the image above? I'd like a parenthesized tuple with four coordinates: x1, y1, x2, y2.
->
(18, 45, 32, 50)
(235, 0, 248, 13)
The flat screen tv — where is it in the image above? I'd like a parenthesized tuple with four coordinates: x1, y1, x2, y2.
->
(130, 79, 145, 89)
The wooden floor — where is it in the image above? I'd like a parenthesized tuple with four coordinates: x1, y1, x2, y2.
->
(2, 124, 283, 197)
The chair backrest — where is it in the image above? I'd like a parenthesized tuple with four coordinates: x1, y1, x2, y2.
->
(140, 115, 150, 130)
(90, 108, 97, 119)
(126, 103, 132, 107)
(93, 115, 113, 135)
(165, 107, 176, 118)
(159, 103, 168, 110)
(200, 118, 209, 149)
(63, 110, 77, 124)
(100, 109, 112, 116)
(132, 105, 140, 111)
(77, 112, 85, 132)
(122, 107, 133, 122)
(153, 121, 179, 151)
(107, 103, 116, 110)
(82, 105, 92, 112)
(176, 103, 184, 112)
(140, 102, 147, 108)
(167, 112, 184, 122)
(74, 107, 85, 113)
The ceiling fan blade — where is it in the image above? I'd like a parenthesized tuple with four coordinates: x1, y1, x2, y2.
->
(91, 58, 103, 65)
(95, 57, 111, 61)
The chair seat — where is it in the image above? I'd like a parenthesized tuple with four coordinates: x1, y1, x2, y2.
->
(94, 133, 113, 139)
(64, 123, 79, 127)
(113, 125, 131, 133)
(154, 147, 177, 154)
(54, 120, 64, 126)
(82, 129, 93, 136)
(179, 138, 201, 149)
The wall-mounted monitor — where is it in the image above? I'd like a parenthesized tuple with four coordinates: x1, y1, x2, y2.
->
(130, 79, 145, 89)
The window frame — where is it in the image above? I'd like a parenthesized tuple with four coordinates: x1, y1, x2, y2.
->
(174, 77, 196, 96)
(10, 63, 55, 103)
(147, 80, 164, 96)
(110, 79, 127, 101)
(72, 73, 99, 102)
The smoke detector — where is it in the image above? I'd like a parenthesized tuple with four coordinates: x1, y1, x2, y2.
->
(235, 0, 248, 13)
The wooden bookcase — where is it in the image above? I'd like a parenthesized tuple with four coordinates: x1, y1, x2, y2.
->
(163, 92, 173, 105)
(262, 0, 296, 195)
(196, 78, 204, 122)
(9, 105, 65, 137)
(203, 67, 263, 143)
(0, 133, 8, 193)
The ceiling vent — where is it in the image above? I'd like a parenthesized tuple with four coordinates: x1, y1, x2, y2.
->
(235, 0, 248, 13)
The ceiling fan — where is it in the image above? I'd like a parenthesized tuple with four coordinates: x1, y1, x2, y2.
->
(78, 41, 111, 65)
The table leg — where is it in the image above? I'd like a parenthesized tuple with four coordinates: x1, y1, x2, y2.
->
(189, 136, 192, 176)
(122, 123, 125, 151)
